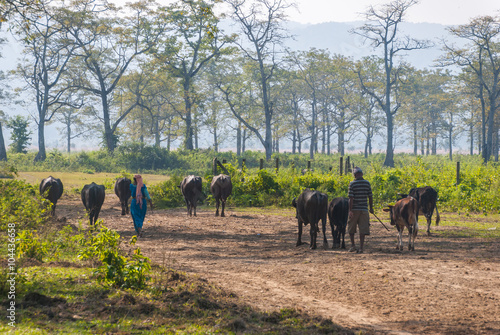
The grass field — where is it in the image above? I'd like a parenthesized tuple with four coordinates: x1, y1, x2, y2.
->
(14, 172, 168, 190)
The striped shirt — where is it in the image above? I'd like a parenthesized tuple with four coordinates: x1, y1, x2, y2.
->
(348, 178, 372, 211)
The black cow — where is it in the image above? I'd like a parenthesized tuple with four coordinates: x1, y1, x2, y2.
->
(384, 197, 419, 251)
(210, 174, 232, 217)
(180, 175, 203, 216)
(292, 189, 328, 250)
(399, 186, 440, 235)
(39, 176, 64, 215)
(81, 182, 106, 226)
(327, 197, 349, 249)
(114, 177, 131, 215)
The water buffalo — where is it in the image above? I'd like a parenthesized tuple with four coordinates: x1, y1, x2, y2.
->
(81, 182, 106, 226)
(210, 174, 232, 217)
(327, 197, 349, 249)
(39, 176, 64, 215)
(180, 175, 203, 216)
(114, 177, 131, 215)
(292, 189, 328, 250)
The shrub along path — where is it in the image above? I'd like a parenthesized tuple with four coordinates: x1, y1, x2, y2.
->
(58, 192, 500, 335)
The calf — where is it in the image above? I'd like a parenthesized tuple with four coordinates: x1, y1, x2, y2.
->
(81, 182, 106, 226)
(292, 189, 328, 250)
(180, 175, 203, 216)
(210, 174, 232, 217)
(114, 177, 131, 215)
(39, 176, 64, 215)
(383, 197, 419, 251)
(399, 186, 440, 235)
(327, 197, 349, 249)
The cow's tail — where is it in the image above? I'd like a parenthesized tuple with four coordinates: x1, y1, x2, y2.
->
(435, 205, 440, 226)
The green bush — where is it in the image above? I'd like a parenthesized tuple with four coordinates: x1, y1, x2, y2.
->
(16, 230, 49, 262)
(78, 222, 151, 289)
(148, 174, 185, 208)
(0, 180, 50, 231)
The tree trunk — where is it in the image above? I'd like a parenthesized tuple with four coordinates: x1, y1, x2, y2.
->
(448, 127, 453, 161)
(213, 125, 218, 152)
(413, 122, 418, 155)
(236, 122, 241, 156)
(167, 119, 172, 152)
(309, 100, 316, 160)
(103, 95, 115, 153)
(469, 119, 474, 156)
(383, 110, 394, 167)
(242, 128, 246, 153)
(34, 117, 46, 162)
(183, 79, 194, 150)
(67, 121, 71, 153)
(0, 122, 7, 161)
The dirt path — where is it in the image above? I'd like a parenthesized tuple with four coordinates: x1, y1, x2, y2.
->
(57, 194, 500, 334)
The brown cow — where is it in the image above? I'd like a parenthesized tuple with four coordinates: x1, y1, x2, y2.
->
(399, 186, 440, 235)
(383, 197, 419, 251)
(210, 174, 232, 217)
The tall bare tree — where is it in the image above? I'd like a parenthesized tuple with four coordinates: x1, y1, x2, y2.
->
(440, 15, 500, 163)
(224, 0, 293, 160)
(60, 0, 165, 152)
(352, 0, 432, 166)
(152, 0, 231, 150)
(14, 0, 80, 161)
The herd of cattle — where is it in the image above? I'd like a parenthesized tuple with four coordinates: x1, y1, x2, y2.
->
(39, 174, 440, 252)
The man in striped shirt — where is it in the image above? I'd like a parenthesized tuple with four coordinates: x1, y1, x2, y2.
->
(347, 167, 374, 253)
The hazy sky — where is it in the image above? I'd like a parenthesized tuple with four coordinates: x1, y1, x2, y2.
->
(287, 0, 499, 25)
(112, 0, 499, 25)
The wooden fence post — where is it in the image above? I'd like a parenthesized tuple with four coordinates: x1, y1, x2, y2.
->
(275, 157, 279, 173)
(213, 158, 218, 175)
(260, 158, 264, 170)
(307, 161, 311, 170)
(456, 161, 460, 185)
(340, 156, 343, 175)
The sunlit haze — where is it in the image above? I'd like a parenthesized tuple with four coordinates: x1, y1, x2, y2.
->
(113, 0, 499, 25)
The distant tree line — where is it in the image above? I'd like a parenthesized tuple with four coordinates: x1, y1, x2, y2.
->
(0, 0, 499, 166)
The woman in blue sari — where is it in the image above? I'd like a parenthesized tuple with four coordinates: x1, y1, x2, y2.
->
(130, 174, 153, 237)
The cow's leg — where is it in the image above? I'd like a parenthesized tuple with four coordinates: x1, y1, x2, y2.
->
(215, 198, 220, 216)
(296, 221, 304, 247)
(408, 225, 412, 251)
(310, 223, 317, 249)
(396, 225, 403, 251)
(221, 199, 226, 217)
(330, 221, 337, 249)
(411, 221, 418, 251)
(426, 215, 432, 235)
(193, 203, 197, 217)
(322, 218, 329, 249)
(121, 201, 126, 215)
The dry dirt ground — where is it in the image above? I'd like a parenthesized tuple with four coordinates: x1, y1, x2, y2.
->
(56, 193, 500, 335)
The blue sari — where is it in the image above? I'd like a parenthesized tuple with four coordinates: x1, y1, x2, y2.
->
(130, 184, 151, 235)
